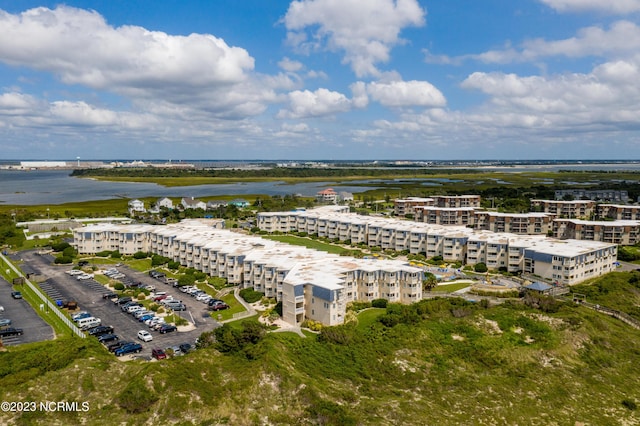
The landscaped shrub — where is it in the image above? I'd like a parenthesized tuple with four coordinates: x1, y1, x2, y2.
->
(96, 250, 112, 257)
(168, 260, 180, 270)
(133, 251, 148, 259)
(474, 263, 488, 273)
(54, 255, 73, 264)
(347, 301, 372, 312)
(371, 299, 388, 308)
(113, 283, 125, 291)
(239, 288, 264, 303)
(151, 255, 170, 266)
(110, 250, 122, 259)
(62, 246, 76, 258)
(178, 275, 195, 286)
(51, 242, 71, 252)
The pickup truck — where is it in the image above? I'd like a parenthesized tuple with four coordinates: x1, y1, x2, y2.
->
(114, 342, 143, 357)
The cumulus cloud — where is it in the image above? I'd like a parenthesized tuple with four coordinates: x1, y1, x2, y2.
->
(539, 0, 640, 14)
(283, 0, 425, 77)
(277, 88, 353, 118)
(0, 6, 280, 120)
(366, 80, 446, 107)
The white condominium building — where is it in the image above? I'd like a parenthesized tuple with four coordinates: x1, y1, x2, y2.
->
(530, 199, 595, 219)
(73, 218, 422, 327)
(474, 211, 555, 235)
(257, 207, 618, 286)
(553, 219, 640, 245)
(414, 206, 477, 226)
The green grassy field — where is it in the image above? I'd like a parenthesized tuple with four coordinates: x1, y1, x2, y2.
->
(261, 234, 347, 254)
(434, 282, 474, 293)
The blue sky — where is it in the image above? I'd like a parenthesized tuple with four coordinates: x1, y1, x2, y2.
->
(1, 0, 640, 160)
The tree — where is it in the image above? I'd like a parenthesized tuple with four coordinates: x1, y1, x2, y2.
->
(474, 263, 488, 273)
(423, 272, 438, 291)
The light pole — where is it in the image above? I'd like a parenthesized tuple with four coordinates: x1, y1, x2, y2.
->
(46, 208, 50, 219)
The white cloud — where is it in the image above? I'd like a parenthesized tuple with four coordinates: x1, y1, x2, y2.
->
(278, 57, 304, 72)
(283, 0, 425, 77)
(434, 21, 640, 65)
(350, 82, 369, 109)
(366, 80, 446, 107)
(540, 0, 640, 14)
(277, 88, 352, 118)
(0, 6, 278, 121)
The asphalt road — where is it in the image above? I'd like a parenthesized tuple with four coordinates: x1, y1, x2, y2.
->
(0, 275, 54, 346)
(17, 250, 222, 358)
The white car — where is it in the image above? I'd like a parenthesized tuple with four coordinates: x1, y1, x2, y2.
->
(0, 305, 4, 313)
(196, 293, 211, 302)
(137, 330, 153, 342)
(66, 269, 83, 275)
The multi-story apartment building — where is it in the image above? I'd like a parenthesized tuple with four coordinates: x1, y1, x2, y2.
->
(596, 204, 640, 221)
(523, 239, 617, 285)
(555, 189, 629, 202)
(553, 219, 640, 245)
(393, 195, 482, 216)
(73, 218, 423, 327)
(394, 197, 434, 216)
(256, 207, 618, 285)
(414, 206, 477, 226)
(474, 211, 554, 235)
(530, 199, 595, 219)
(431, 195, 481, 208)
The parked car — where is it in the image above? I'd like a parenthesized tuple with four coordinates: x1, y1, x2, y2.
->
(101, 292, 117, 300)
(137, 330, 153, 342)
(133, 310, 153, 319)
(151, 320, 167, 331)
(159, 324, 177, 334)
(126, 305, 145, 314)
(151, 348, 167, 360)
(115, 342, 143, 357)
(88, 325, 114, 336)
(196, 293, 211, 302)
(153, 294, 168, 302)
(0, 305, 3, 313)
(107, 341, 132, 353)
(98, 333, 119, 344)
(167, 345, 183, 357)
(208, 301, 230, 311)
(115, 296, 132, 305)
(72, 311, 92, 321)
(0, 327, 23, 337)
(0, 318, 12, 327)
(179, 342, 192, 354)
(207, 298, 223, 306)
(11, 291, 22, 299)
(138, 314, 155, 323)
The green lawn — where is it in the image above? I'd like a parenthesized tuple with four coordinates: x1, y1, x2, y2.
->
(435, 282, 474, 293)
(261, 235, 347, 255)
(211, 292, 248, 321)
(355, 308, 385, 331)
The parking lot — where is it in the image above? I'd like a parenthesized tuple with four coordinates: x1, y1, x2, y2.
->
(0, 275, 54, 346)
(17, 250, 223, 358)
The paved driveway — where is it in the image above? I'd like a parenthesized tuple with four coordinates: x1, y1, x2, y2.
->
(17, 250, 222, 358)
(0, 275, 54, 346)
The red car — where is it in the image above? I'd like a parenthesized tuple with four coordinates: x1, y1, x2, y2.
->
(153, 294, 168, 302)
(152, 348, 167, 360)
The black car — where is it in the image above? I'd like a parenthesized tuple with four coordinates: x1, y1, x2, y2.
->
(115, 296, 132, 305)
(10, 291, 22, 299)
(88, 325, 114, 336)
(0, 327, 23, 337)
(107, 341, 132, 353)
(159, 324, 177, 334)
(207, 298, 223, 306)
(98, 333, 119, 344)
(101, 292, 117, 300)
(179, 343, 192, 354)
